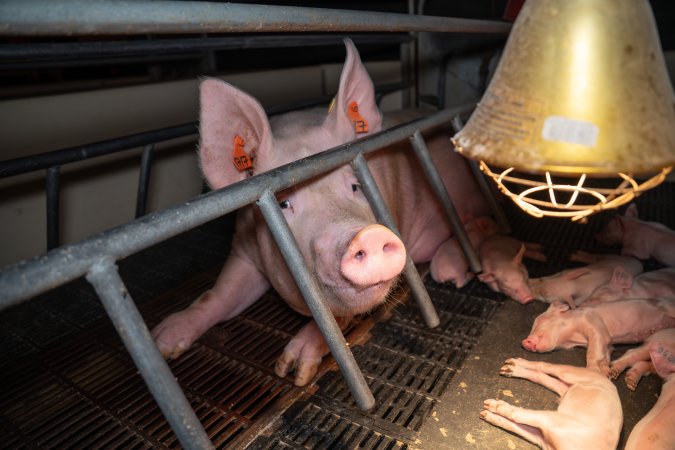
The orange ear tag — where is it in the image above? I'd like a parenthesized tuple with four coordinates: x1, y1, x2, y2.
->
(347, 101, 369, 134)
(232, 135, 253, 172)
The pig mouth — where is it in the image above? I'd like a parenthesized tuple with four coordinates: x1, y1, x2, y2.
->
(321, 275, 400, 316)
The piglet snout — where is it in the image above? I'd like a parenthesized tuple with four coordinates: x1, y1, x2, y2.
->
(341, 224, 406, 287)
(521, 338, 537, 352)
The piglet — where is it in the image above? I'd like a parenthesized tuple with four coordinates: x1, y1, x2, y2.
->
(584, 266, 675, 306)
(522, 299, 675, 376)
(596, 203, 675, 266)
(481, 357, 622, 450)
(528, 253, 643, 307)
(477, 235, 546, 303)
(609, 329, 675, 450)
(430, 216, 498, 288)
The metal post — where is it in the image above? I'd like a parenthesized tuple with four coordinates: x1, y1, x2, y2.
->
(85, 258, 213, 449)
(46, 165, 60, 250)
(351, 153, 440, 328)
(451, 116, 511, 234)
(409, 131, 482, 273)
(135, 144, 154, 218)
(256, 190, 375, 411)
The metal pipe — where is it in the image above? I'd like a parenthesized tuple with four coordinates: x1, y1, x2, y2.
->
(85, 258, 213, 449)
(46, 165, 60, 250)
(135, 145, 154, 219)
(0, 1, 512, 36)
(256, 190, 375, 411)
(450, 116, 511, 234)
(0, 34, 412, 61)
(410, 131, 482, 273)
(351, 153, 440, 328)
(0, 104, 475, 310)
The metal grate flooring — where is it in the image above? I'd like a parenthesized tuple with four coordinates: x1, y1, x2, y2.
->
(1, 182, 673, 449)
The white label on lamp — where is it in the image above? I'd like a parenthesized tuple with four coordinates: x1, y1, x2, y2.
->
(542, 116, 598, 147)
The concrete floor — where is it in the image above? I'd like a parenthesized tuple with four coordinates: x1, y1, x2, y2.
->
(416, 300, 662, 450)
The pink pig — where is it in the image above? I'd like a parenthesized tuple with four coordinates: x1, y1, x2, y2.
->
(477, 235, 547, 303)
(522, 299, 675, 376)
(528, 253, 643, 308)
(596, 203, 675, 266)
(430, 216, 498, 288)
(610, 328, 675, 450)
(151, 39, 491, 386)
(481, 357, 622, 450)
(584, 266, 675, 306)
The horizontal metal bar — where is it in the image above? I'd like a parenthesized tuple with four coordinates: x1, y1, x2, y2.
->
(351, 153, 440, 328)
(0, 1, 512, 36)
(256, 190, 374, 411)
(0, 83, 410, 179)
(0, 103, 474, 310)
(0, 34, 412, 61)
(85, 258, 214, 449)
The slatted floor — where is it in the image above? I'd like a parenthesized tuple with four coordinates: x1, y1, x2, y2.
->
(0, 182, 672, 449)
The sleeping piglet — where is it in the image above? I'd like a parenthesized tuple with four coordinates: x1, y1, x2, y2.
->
(522, 298, 675, 376)
(481, 357, 622, 450)
(151, 39, 491, 386)
(477, 235, 547, 303)
(610, 329, 675, 450)
(596, 203, 675, 266)
(528, 254, 643, 308)
(583, 266, 675, 306)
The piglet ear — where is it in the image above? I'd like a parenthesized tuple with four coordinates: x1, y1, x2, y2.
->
(625, 203, 639, 218)
(199, 78, 273, 189)
(513, 243, 526, 264)
(323, 38, 383, 142)
(547, 301, 570, 313)
(477, 272, 495, 283)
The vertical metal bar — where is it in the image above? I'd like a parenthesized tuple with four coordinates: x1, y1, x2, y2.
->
(135, 144, 154, 218)
(256, 189, 375, 411)
(46, 165, 60, 250)
(85, 258, 213, 449)
(410, 131, 482, 273)
(351, 153, 440, 328)
(451, 116, 511, 234)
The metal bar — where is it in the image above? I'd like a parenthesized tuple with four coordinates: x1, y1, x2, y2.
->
(451, 116, 511, 234)
(0, 104, 475, 310)
(0, 122, 198, 179)
(410, 131, 482, 273)
(85, 258, 213, 449)
(135, 145, 154, 219)
(0, 1, 512, 36)
(46, 165, 60, 250)
(0, 34, 412, 61)
(351, 153, 440, 328)
(0, 83, 409, 179)
(256, 190, 375, 411)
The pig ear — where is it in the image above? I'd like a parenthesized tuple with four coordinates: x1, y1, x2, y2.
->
(198, 78, 273, 189)
(625, 203, 639, 218)
(477, 272, 495, 283)
(649, 341, 675, 379)
(610, 266, 633, 289)
(548, 301, 570, 313)
(323, 38, 383, 142)
(513, 244, 527, 264)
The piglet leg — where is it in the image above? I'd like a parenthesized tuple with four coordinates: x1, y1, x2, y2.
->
(275, 316, 351, 386)
(624, 361, 655, 391)
(151, 254, 270, 359)
(610, 346, 652, 380)
(500, 358, 570, 396)
(481, 399, 554, 448)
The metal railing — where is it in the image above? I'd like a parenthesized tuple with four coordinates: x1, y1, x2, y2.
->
(0, 2, 510, 448)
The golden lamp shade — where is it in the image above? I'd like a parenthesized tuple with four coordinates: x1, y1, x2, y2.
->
(453, 0, 675, 176)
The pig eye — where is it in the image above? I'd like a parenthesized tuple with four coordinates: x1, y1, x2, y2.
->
(278, 200, 292, 210)
(351, 184, 361, 192)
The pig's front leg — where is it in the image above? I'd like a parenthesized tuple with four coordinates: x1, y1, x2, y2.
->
(480, 399, 550, 448)
(584, 321, 613, 376)
(151, 254, 270, 359)
(500, 358, 569, 396)
(624, 361, 655, 391)
(275, 316, 351, 386)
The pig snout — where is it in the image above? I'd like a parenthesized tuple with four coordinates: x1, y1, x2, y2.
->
(522, 337, 539, 352)
(340, 224, 406, 287)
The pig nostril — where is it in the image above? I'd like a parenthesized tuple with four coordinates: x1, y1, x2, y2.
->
(355, 250, 365, 261)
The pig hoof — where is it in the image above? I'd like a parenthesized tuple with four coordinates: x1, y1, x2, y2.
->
(274, 351, 321, 387)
